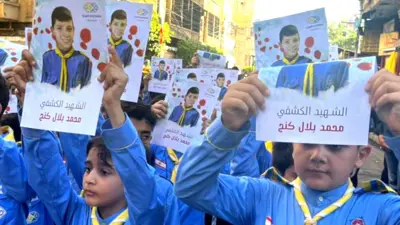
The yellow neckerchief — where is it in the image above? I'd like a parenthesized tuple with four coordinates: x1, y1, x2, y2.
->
(55, 47, 75, 92)
(303, 64, 314, 96)
(1, 126, 15, 142)
(293, 177, 354, 225)
(385, 51, 398, 74)
(262, 167, 291, 186)
(264, 141, 273, 153)
(91, 207, 129, 225)
(282, 55, 300, 65)
(177, 106, 193, 126)
(109, 37, 123, 48)
(167, 148, 181, 183)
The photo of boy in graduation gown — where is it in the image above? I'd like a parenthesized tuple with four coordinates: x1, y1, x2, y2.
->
(41, 6, 92, 93)
(169, 87, 200, 127)
(216, 73, 227, 101)
(276, 60, 349, 97)
(154, 60, 168, 81)
(108, 9, 133, 68)
(0, 49, 7, 67)
(271, 25, 312, 67)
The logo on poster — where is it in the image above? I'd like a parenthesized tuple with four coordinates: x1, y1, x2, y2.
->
(308, 16, 320, 24)
(83, 3, 99, 13)
(137, 8, 148, 16)
(207, 88, 216, 94)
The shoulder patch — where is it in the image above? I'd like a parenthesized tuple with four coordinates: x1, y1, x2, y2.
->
(351, 218, 364, 225)
(0, 206, 6, 219)
(27, 211, 40, 224)
(155, 158, 166, 170)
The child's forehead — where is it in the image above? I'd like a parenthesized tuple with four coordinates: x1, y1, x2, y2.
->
(54, 20, 74, 25)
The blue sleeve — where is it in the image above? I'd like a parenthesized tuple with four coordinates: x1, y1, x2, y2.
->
(123, 45, 133, 67)
(95, 113, 106, 136)
(80, 56, 92, 88)
(22, 128, 89, 225)
(102, 114, 180, 224)
(230, 132, 262, 177)
(58, 132, 90, 191)
(378, 196, 400, 225)
(191, 111, 199, 127)
(175, 118, 269, 224)
(0, 138, 34, 202)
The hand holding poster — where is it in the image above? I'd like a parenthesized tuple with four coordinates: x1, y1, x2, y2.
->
(148, 57, 183, 94)
(21, 0, 108, 135)
(253, 8, 329, 69)
(25, 27, 33, 50)
(197, 50, 227, 69)
(256, 57, 376, 145)
(152, 77, 220, 153)
(106, 2, 152, 102)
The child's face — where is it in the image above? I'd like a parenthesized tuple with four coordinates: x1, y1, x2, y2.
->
(216, 77, 225, 88)
(83, 147, 126, 209)
(158, 63, 165, 72)
(191, 55, 199, 66)
(130, 118, 152, 153)
(184, 93, 199, 108)
(110, 18, 127, 40)
(52, 20, 74, 52)
(280, 34, 300, 59)
(292, 144, 370, 191)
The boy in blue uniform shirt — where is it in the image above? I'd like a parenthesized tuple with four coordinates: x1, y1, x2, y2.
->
(271, 25, 312, 67)
(13, 47, 180, 225)
(169, 87, 200, 127)
(41, 6, 92, 93)
(154, 60, 169, 81)
(108, 9, 133, 68)
(175, 72, 400, 225)
(216, 73, 227, 101)
(276, 61, 349, 97)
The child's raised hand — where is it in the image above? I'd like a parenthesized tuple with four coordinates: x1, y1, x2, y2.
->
(151, 100, 168, 119)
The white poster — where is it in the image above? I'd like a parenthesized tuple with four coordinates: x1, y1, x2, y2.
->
(106, 2, 152, 102)
(256, 57, 376, 145)
(253, 8, 329, 69)
(148, 57, 182, 94)
(329, 44, 339, 61)
(152, 78, 220, 153)
(21, 0, 108, 135)
(197, 50, 227, 69)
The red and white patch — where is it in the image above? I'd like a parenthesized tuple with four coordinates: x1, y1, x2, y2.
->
(352, 218, 364, 225)
(265, 216, 272, 225)
(155, 159, 166, 170)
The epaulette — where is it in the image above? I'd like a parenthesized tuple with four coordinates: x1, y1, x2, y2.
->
(355, 180, 397, 195)
(261, 167, 292, 187)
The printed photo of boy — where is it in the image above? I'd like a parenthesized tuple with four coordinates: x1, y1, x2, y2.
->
(216, 73, 227, 101)
(271, 25, 312, 67)
(154, 60, 168, 81)
(276, 60, 349, 97)
(108, 9, 133, 68)
(169, 87, 200, 127)
(41, 6, 92, 93)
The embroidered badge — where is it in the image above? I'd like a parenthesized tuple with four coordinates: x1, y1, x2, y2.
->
(0, 206, 6, 219)
(27, 211, 40, 224)
(265, 216, 273, 225)
(351, 218, 365, 225)
(155, 158, 166, 169)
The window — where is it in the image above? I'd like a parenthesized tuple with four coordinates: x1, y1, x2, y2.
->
(207, 13, 220, 39)
(171, 0, 202, 33)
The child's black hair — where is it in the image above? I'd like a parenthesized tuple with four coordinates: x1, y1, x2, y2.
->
(272, 142, 294, 175)
(110, 9, 127, 23)
(187, 73, 197, 79)
(1, 113, 21, 142)
(51, 6, 73, 28)
(279, 25, 299, 43)
(121, 101, 156, 129)
(159, 60, 166, 65)
(186, 87, 199, 96)
(216, 73, 225, 79)
(86, 137, 113, 168)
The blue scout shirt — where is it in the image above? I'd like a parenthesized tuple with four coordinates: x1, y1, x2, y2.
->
(108, 39, 133, 68)
(271, 55, 312, 67)
(175, 118, 400, 225)
(22, 115, 180, 225)
(276, 61, 349, 97)
(230, 117, 272, 177)
(154, 70, 169, 81)
(218, 87, 227, 101)
(169, 105, 200, 127)
(41, 49, 92, 92)
(0, 49, 7, 67)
